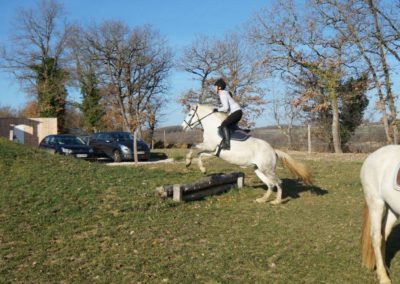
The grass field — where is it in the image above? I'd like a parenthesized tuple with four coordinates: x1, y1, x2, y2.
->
(1, 138, 398, 283)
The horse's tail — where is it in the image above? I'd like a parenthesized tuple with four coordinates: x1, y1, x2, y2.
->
(361, 201, 376, 269)
(275, 150, 312, 185)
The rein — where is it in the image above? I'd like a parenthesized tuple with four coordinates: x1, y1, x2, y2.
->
(183, 106, 216, 129)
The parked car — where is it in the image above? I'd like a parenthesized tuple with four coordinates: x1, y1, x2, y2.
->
(39, 134, 95, 159)
(77, 134, 90, 145)
(88, 131, 150, 162)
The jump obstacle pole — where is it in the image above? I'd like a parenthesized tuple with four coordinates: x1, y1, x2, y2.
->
(156, 172, 245, 202)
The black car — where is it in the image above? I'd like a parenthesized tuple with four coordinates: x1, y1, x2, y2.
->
(88, 131, 150, 162)
(39, 134, 95, 159)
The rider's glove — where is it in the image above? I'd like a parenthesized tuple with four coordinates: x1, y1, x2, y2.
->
(213, 108, 218, 112)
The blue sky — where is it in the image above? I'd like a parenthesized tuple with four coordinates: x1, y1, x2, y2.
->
(0, 0, 271, 127)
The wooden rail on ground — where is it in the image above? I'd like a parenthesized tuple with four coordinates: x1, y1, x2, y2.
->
(156, 172, 245, 201)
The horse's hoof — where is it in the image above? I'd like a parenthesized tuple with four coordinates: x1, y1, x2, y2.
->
(185, 162, 191, 168)
(200, 167, 207, 174)
(255, 198, 267, 203)
(270, 200, 281, 205)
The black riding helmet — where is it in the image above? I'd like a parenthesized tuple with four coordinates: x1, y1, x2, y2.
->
(214, 78, 226, 90)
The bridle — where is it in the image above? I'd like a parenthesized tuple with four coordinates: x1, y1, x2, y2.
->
(183, 105, 215, 130)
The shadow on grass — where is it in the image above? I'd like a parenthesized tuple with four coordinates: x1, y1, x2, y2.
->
(252, 178, 328, 203)
(281, 178, 328, 199)
(149, 152, 168, 161)
(385, 223, 400, 268)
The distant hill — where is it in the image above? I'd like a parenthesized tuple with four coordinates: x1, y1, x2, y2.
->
(152, 123, 387, 152)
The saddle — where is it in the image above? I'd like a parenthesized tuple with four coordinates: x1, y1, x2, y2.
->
(217, 124, 251, 141)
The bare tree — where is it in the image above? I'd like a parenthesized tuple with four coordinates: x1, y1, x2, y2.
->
(216, 33, 267, 127)
(0, 105, 18, 118)
(83, 21, 172, 133)
(177, 35, 224, 104)
(68, 26, 105, 132)
(368, 0, 400, 62)
(272, 90, 303, 149)
(366, 0, 399, 143)
(249, 0, 365, 152)
(250, 0, 376, 153)
(313, 0, 399, 143)
(0, 0, 72, 132)
(143, 96, 165, 148)
(179, 33, 266, 127)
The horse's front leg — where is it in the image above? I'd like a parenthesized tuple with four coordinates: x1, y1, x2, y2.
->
(197, 151, 215, 174)
(185, 149, 194, 167)
(185, 143, 206, 167)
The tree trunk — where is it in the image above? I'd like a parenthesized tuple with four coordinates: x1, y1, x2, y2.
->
(117, 94, 130, 131)
(148, 125, 155, 149)
(287, 126, 293, 149)
(340, 14, 392, 143)
(331, 93, 343, 153)
(375, 83, 392, 143)
(368, 0, 398, 144)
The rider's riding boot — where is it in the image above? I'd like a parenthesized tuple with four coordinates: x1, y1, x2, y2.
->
(221, 126, 231, 150)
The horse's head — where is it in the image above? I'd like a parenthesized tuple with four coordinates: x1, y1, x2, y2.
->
(181, 104, 201, 131)
(181, 104, 224, 131)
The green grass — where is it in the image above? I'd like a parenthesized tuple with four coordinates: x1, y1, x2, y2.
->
(0, 138, 392, 283)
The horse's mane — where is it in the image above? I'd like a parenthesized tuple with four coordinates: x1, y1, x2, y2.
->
(198, 104, 227, 122)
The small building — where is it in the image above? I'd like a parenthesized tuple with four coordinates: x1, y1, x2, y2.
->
(0, 117, 57, 146)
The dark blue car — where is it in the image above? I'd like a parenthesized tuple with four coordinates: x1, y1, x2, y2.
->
(88, 131, 150, 162)
(39, 134, 95, 159)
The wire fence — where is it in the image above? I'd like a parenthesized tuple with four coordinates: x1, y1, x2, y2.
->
(150, 123, 389, 153)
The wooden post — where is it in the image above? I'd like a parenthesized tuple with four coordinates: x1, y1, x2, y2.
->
(9, 125, 14, 141)
(237, 175, 244, 188)
(163, 130, 166, 148)
(308, 124, 312, 154)
(173, 184, 183, 201)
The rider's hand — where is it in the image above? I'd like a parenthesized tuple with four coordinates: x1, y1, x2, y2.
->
(213, 108, 218, 112)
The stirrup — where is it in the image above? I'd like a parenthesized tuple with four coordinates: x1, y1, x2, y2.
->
(221, 142, 230, 150)
(215, 141, 225, 157)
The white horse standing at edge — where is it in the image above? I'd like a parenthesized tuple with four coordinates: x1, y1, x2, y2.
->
(182, 104, 312, 204)
(361, 145, 400, 284)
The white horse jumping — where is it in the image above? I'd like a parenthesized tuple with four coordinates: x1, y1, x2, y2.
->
(361, 145, 400, 284)
(182, 104, 311, 204)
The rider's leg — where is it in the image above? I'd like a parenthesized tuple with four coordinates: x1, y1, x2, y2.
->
(222, 126, 230, 149)
(220, 110, 242, 150)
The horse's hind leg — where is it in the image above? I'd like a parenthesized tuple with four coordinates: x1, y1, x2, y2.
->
(255, 187, 273, 203)
(369, 198, 391, 284)
(383, 208, 398, 242)
(381, 208, 398, 273)
(270, 183, 283, 205)
(254, 169, 282, 204)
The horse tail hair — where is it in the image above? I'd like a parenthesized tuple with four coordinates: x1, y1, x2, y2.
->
(275, 150, 312, 185)
(361, 201, 376, 269)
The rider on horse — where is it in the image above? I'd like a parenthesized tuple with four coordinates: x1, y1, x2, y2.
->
(213, 78, 243, 150)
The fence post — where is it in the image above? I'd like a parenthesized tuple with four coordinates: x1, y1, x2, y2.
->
(308, 124, 312, 154)
(163, 130, 166, 148)
(133, 129, 138, 165)
(9, 124, 14, 141)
